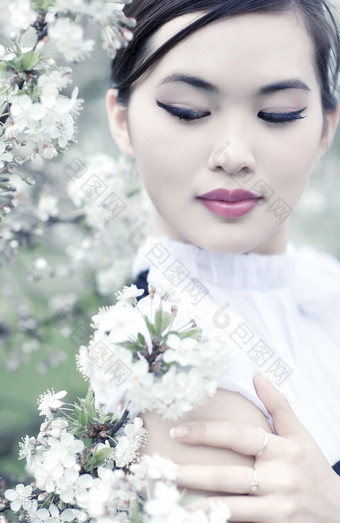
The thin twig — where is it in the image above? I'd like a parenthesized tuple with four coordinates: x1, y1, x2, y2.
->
(107, 408, 129, 437)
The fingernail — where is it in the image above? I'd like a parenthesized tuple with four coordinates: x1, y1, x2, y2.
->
(169, 425, 189, 439)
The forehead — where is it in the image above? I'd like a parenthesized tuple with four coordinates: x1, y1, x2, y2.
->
(145, 9, 317, 91)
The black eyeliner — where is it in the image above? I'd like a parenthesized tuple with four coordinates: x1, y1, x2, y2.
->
(258, 107, 307, 123)
(156, 100, 210, 120)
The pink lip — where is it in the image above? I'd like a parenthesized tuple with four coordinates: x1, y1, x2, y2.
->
(198, 188, 259, 202)
(197, 188, 262, 218)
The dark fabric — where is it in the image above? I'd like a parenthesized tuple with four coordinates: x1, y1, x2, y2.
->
(333, 461, 340, 476)
(131, 269, 340, 476)
(133, 269, 150, 302)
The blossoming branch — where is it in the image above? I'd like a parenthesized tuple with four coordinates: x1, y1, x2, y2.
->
(0, 284, 231, 522)
(0, 0, 136, 219)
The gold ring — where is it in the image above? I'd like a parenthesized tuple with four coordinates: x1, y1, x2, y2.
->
(255, 427, 268, 458)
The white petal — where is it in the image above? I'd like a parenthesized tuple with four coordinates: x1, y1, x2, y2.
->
(4, 489, 17, 501)
(10, 500, 21, 512)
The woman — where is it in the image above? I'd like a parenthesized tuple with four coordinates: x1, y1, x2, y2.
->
(105, 1, 340, 520)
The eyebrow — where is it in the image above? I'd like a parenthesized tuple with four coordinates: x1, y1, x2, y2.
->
(256, 80, 311, 96)
(157, 74, 311, 96)
(157, 74, 220, 94)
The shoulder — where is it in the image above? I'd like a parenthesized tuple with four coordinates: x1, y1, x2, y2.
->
(290, 243, 340, 313)
(292, 243, 340, 283)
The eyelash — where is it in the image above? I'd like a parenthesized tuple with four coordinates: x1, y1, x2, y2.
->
(258, 107, 307, 125)
(156, 100, 307, 126)
(156, 100, 209, 123)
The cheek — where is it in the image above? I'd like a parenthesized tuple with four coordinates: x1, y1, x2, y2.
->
(132, 141, 182, 208)
(263, 120, 324, 204)
(128, 93, 204, 169)
(130, 121, 199, 194)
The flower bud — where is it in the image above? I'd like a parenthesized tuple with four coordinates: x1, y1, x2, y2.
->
(171, 305, 178, 316)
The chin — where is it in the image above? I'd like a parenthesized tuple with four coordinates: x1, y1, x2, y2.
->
(191, 235, 254, 256)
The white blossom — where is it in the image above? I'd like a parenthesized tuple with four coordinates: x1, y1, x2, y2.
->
(6, 87, 83, 165)
(163, 333, 198, 366)
(47, 431, 84, 463)
(33, 503, 77, 522)
(84, 467, 135, 518)
(144, 481, 183, 519)
(115, 284, 145, 306)
(37, 193, 59, 222)
(38, 69, 73, 108)
(91, 301, 149, 346)
(37, 389, 67, 418)
(32, 430, 84, 494)
(40, 418, 69, 439)
(63, 151, 153, 297)
(82, 288, 230, 419)
(9, 0, 37, 30)
(112, 416, 147, 467)
(101, 19, 134, 58)
(48, 18, 95, 62)
(207, 501, 231, 523)
(9, 94, 46, 130)
(144, 481, 230, 522)
(141, 454, 179, 482)
(44, 0, 135, 59)
(5, 483, 33, 512)
(0, 140, 13, 168)
(18, 435, 36, 465)
(58, 471, 93, 505)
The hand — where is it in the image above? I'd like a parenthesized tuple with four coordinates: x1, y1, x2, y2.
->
(170, 372, 340, 522)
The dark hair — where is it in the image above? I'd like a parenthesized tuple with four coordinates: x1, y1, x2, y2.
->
(110, 0, 340, 112)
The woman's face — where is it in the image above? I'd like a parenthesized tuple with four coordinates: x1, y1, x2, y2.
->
(107, 9, 338, 254)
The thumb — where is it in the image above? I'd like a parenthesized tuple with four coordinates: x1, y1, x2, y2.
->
(254, 372, 310, 440)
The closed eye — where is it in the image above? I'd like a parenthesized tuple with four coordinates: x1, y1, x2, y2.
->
(258, 107, 307, 125)
(156, 100, 307, 126)
(156, 100, 210, 122)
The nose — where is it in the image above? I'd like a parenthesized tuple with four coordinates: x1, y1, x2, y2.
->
(207, 134, 256, 176)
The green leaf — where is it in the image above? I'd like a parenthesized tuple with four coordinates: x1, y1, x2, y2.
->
(118, 340, 139, 351)
(90, 446, 114, 468)
(78, 408, 88, 427)
(31, 0, 55, 13)
(126, 188, 141, 198)
(130, 500, 144, 523)
(167, 328, 202, 340)
(3, 60, 16, 69)
(143, 315, 157, 336)
(154, 308, 163, 334)
(84, 387, 96, 419)
(155, 309, 172, 335)
(17, 50, 40, 71)
(137, 332, 146, 345)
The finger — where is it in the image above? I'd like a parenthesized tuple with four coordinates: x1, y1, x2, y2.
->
(177, 464, 263, 495)
(170, 421, 276, 458)
(254, 372, 311, 440)
(186, 495, 272, 522)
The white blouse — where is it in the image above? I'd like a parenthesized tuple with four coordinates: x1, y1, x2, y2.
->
(132, 235, 340, 467)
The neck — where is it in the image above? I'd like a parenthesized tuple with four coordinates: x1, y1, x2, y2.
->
(153, 214, 289, 256)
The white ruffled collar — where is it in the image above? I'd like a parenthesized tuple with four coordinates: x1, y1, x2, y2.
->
(132, 235, 297, 291)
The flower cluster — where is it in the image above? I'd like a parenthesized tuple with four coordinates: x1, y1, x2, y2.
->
(0, 286, 232, 521)
(64, 151, 154, 296)
(0, 150, 153, 373)
(77, 285, 230, 420)
(2, 387, 149, 522)
(0, 0, 135, 219)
